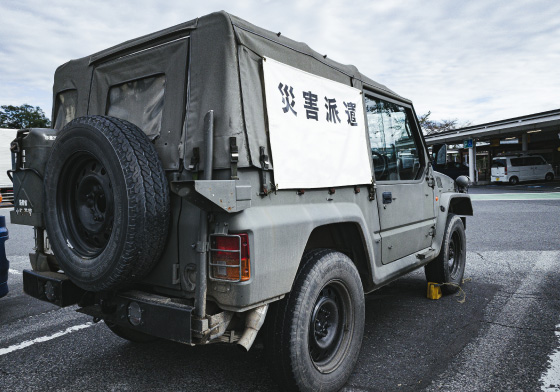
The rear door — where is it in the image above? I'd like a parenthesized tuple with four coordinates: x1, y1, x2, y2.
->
(364, 94, 435, 264)
(491, 158, 507, 179)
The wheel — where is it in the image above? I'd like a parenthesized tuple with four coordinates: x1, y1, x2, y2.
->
(545, 173, 554, 182)
(44, 116, 170, 291)
(105, 321, 157, 343)
(265, 249, 365, 392)
(425, 214, 466, 294)
(509, 176, 519, 185)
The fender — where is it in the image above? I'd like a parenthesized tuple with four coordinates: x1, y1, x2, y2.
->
(432, 193, 473, 257)
(210, 202, 376, 309)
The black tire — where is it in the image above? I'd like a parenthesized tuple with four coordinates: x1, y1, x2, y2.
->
(509, 176, 519, 185)
(545, 173, 554, 182)
(44, 116, 170, 291)
(105, 321, 157, 343)
(265, 249, 365, 392)
(425, 214, 466, 294)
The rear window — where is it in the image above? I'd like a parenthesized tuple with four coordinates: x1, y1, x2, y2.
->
(106, 74, 166, 140)
(510, 158, 524, 167)
(54, 89, 78, 130)
(492, 159, 507, 168)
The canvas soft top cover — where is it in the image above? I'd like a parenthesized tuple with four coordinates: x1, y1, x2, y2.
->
(52, 11, 407, 171)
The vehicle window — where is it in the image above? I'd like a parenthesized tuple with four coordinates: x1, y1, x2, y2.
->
(510, 158, 524, 167)
(365, 96, 423, 181)
(525, 157, 544, 165)
(106, 74, 166, 139)
(492, 159, 507, 168)
(54, 89, 78, 130)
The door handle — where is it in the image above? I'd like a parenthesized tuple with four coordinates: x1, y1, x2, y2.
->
(382, 192, 392, 204)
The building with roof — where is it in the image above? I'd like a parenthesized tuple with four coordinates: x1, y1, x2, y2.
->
(424, 109, 560, 183)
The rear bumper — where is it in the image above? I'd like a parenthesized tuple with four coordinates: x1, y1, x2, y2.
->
(491, 175, 508, 182)
(79, 291, 193, 344)
(22, 269, 194, 344)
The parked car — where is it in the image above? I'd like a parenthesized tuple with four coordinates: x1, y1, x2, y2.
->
(0, 214, 9, 298)
(491, 154, 554, 185)
(9, 11, 473, 392)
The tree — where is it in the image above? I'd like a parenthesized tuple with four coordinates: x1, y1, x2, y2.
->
(0, 104, 51, 129)
(418, 111, 470, 136)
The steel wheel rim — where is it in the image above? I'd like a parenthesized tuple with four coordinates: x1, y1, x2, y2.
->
(308, 280, 353, 373)
(57, 152, 114, 258)
(448, 230, 462, 279)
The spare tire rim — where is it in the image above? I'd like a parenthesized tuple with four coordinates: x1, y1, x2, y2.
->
(309, 281, 352, 373)
(58, 152, 114, 257)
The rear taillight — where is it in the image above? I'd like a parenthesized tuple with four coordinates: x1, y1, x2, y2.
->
(209, 233, 250, 282)
(505, 167, 507, 175)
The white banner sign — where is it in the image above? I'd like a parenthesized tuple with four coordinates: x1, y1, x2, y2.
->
(263, 57, 372, 189)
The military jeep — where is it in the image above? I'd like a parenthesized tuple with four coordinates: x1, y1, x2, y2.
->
(10, 11, 473, 392)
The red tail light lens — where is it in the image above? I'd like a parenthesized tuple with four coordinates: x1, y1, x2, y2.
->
(210, 233, 250, 282)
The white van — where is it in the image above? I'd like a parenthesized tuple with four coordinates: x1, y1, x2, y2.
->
(491, 154, 554, 185)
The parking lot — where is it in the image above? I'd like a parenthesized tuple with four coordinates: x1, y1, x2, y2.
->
(1, 183, 559, 391)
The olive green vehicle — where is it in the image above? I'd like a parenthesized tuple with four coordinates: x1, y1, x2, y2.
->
(10, 11, 473, 392)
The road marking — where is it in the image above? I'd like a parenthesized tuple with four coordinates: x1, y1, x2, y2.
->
(471, 192, 560, 201)
(8, 268, 21, 275)
(541, 324, 560, 391)
(0, 322, 93, 356)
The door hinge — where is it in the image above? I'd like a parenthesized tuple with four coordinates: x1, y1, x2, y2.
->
(368, 181, 376, 201)
(426, 175, 435, 188)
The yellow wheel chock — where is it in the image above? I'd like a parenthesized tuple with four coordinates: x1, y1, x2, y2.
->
(427, 282, 442, 300)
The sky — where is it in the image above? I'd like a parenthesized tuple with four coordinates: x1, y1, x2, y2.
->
(1, 0, 559, 126)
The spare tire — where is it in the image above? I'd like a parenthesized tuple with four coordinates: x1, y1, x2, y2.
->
(44, 116, 170, 291)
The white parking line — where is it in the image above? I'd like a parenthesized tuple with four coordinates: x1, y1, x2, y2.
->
(541, 325, 560, 391)
(8, 268, 21, 275)
(0, 322, 93, 356)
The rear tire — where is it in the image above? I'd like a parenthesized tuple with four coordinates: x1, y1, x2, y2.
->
(425, 214, 466, 294)
(509, 176, 519, 185)
(105, 321, 157, 343)
(265, 249, 365, 392)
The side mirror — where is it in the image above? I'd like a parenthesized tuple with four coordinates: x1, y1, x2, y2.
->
(455, 175, 469, 193)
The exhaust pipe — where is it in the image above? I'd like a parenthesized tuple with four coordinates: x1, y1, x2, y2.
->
(237, 304, 269, 351)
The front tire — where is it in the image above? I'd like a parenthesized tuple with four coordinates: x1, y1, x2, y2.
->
(265, 249, 365, 392)
(425, 214, 466, 294)
(545, 173, 554, 182)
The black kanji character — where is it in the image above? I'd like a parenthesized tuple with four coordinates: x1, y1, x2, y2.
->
(303, 91, 319, 121)
(278, 83, 297, 116)
(324, 97, 340, 123)
(344, 101, 358, 126)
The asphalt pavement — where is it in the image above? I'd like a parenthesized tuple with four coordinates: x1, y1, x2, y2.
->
(0, 184, 559, 391)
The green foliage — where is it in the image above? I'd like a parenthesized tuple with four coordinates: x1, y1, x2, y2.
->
(0, 104, 51, 129)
